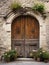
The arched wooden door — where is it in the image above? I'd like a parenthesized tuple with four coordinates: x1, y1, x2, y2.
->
(11, 15, 39, 58)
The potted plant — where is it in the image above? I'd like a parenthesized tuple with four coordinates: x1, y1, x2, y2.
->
(36, 48, 44, 61)
(3, 52, 10, 62)
(36, 48, 42, 61)
(9, 50, 18, 61)
(32, 2, 44, 13)
(36, 48, 49, 62)
(3, 50, 18, 62)
(42, 51, 49, 63)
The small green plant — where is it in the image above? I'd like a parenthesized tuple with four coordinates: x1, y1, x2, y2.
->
(30, 48, 49, 62)
(36, 48, 49, 62)
(3, 50, 18, 62)
(36, 48, 43, 61)
(10, 1, 21, 11)
(37, 48, 43, 57)
(32, 2, 44, 13)
(42, 51, 49, 60)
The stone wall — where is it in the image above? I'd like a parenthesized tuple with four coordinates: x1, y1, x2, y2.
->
(0, 0, 49, 56)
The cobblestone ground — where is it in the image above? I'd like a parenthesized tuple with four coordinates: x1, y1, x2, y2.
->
(0, 61, 49, 65)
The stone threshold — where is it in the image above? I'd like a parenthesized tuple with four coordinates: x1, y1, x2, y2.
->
(16, 58, 34, 61)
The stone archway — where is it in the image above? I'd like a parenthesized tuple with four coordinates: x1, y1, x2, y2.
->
(3, 10, 46, 56)
(11, 15, 39, 58)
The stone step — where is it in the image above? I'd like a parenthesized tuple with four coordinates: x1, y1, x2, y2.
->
(16, 58, 34, 61)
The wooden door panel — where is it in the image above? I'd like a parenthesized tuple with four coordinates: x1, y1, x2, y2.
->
(14, 45, 25, 57)
(25, 16, 39, 39)
(11, 15, 39, 57)
(11, 16, 24, 39)
(25, 45, 29, 57)
(27, 17, 34, 39)
(12, 15, 39, 39)
(11, 18, 21, 39)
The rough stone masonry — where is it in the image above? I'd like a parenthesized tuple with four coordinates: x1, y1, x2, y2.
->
(0, 0, 49, 56)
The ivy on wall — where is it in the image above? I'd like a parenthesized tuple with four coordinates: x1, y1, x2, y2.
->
(9, 1, 45, 14)
(10, 1, 45, 13)
(10, 1, 21, 11)
(32, 2, 44, 13)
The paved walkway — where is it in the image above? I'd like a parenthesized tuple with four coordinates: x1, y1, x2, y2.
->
(0, 61, 49, 65)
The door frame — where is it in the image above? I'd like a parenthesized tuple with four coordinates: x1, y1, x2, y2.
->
(5, 10, 45, 50)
